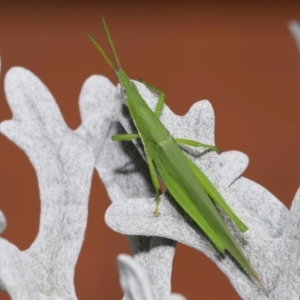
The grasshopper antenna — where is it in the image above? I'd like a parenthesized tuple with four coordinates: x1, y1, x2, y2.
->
(86, 31, 115, 70)
(101, 18, 121, 70)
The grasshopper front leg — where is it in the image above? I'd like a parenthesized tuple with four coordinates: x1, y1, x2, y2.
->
(137, 79, 165, 117)
(138, 80, 221, 154)
(111, 133, 140, 141)
(146, 155, 161, 217)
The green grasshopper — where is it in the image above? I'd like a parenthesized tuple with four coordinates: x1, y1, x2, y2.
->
(87, 19, 262, 284)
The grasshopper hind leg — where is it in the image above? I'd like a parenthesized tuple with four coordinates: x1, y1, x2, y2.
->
(174, 138, 222, 154)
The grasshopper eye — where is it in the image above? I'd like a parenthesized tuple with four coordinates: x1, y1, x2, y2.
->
(121, 86, 127, 98)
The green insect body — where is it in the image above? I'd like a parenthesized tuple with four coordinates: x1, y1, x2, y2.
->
(87, 19, 262, 284)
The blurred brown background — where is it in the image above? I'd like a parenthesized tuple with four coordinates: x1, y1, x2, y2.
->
(0, 1, 299, 299)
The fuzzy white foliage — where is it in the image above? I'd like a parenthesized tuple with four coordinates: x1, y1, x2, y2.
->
(289, 20, 300, 54)
(0, 67, 184, 300)
(0, 211, 6, 234)
(0, 21, 299, 300)
(117, 254, 186, 300)
(0, 66, 97, 300)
